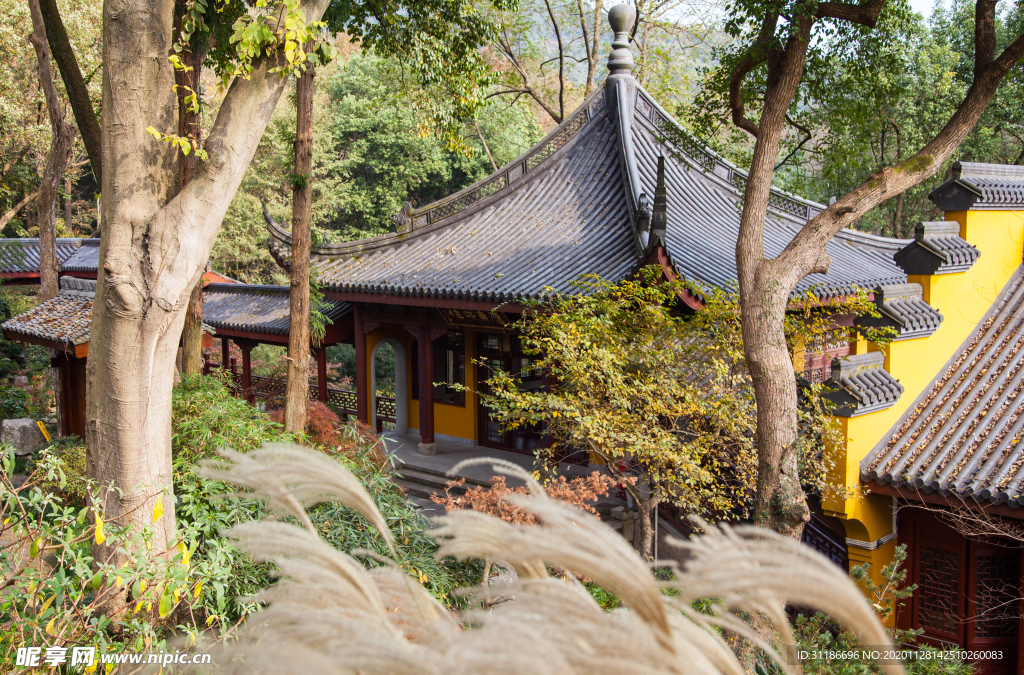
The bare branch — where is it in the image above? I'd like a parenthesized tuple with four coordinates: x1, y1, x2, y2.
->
(543, 0, 566, 122)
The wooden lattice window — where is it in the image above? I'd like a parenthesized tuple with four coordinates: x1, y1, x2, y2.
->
(973, 553, 1019, 639)
(919, 546, 960, 635)
(803, 338, 850, 384)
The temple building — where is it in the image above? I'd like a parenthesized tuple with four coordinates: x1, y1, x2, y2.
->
(262, 6, 1024, 670)
(3, 4, 1024, 670)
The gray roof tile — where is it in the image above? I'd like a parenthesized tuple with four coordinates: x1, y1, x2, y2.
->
(862, 266, 1024, 504)
(61, 239, 101, 272)
(856, 283, 943, 341)
(272, 81, 912, 302)
(203, 283, 350, 335)
(1, 276, 96, 345)
(893, 221, 979, 275)
(0, 238, 94, 274)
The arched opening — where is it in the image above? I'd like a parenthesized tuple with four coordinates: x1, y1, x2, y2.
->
(370, 338, 407, 435)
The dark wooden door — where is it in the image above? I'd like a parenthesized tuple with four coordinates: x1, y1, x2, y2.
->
(965, 542, 1019, 675)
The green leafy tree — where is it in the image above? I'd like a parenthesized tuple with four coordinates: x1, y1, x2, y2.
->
(475, 269, 886, 560)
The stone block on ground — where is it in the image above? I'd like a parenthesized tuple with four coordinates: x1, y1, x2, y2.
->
(1, 419, 47, 457)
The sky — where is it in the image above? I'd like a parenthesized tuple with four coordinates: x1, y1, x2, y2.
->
(909, 0, 941, 18)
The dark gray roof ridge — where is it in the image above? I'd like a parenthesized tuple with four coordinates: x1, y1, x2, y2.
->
(59, 276, 97, 298)
(855, 282, 944, 341)
(823, 351, 905, 417)
(893, 221, 980, 275)
(958, 161, 1024, 179)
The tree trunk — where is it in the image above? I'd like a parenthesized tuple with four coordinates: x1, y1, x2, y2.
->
(64, 176, 73, 228)
(636, 495, 659, 562)
(729, 3, 1024, 539)
(735, 18, 815, 540)
(0, 192, 38, 231)
(38, 0, 102, 186)
(85, 0, 333, 566)
(176, 10, 204, 376)
(29, 0, 76, 302)
(891, 192, 905, 238)
(284, 62, 314, 433)
(182, 282, 204, 375)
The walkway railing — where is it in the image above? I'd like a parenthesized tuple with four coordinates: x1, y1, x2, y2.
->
(203, 358, 370, 421)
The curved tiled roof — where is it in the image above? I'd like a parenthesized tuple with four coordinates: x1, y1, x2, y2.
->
(1, 277, 95, 346)
(61, 239, 101, 272)
(862, 267, 1024, 505)
(629, 90, 907, 299)
(269, 79, 910, 303)
(0, 238, 95, 274)
(929, 162, 1024, 211)
(203, 283, 351, 335)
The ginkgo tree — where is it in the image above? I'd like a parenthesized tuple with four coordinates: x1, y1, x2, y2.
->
(475, 269, 892, 560)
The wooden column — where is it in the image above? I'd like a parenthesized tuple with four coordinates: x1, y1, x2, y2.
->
(316, 346, 328, 402)
(354, 303, 368, 423)
(240, 341, 254, 405)
(221, 337, 230, 370)
(417, 310, 435, 453)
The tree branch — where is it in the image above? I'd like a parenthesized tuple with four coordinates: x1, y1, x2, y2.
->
(729, 13, 780, 139)
(774, 114, 813, 170)
(815, 0, 888, 27)
(0, 192, 38, 231)
(543, 0, 566, 122)
(38, 0, 101, 186)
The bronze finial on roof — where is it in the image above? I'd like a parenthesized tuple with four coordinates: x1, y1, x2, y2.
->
(607, 4, 636, 81)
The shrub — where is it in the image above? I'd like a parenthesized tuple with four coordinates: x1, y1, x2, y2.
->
(269, 399, 344, 448)
(430, 471, 622, 525)
(171, 373, 293, 462)
(36, 435, 88, 506)
(0, 384, 28, 419)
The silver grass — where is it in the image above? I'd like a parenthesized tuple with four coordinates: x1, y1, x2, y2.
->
(199, 443, 393, 549)
(193, 445, 904, 675)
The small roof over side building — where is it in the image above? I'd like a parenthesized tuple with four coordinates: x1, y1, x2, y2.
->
(1, 276, 95, 350)
(929, 161, 1024, 211)
(203, 283, 351, 336)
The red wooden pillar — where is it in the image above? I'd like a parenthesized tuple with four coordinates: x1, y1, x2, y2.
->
(417, 310, 435, 453)
(240, 341, 254, 405)
(221, 337, 230, 369)
(354, 303, 368, 423)
(316, 346, 328, 402)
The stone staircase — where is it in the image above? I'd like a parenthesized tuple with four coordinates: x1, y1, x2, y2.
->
(391, 459, 493, 501)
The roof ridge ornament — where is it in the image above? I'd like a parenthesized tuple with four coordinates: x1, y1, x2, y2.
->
(606, 4, 636, 81)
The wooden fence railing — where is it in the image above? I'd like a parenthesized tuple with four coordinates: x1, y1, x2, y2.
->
(203, 359, 365, 421)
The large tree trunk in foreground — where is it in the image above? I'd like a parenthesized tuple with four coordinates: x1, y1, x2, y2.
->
(85, 0, 331, 563)
(29, 0, 77, 302)
(284, 62, 314, 433)
(731, 0, 1024, 538)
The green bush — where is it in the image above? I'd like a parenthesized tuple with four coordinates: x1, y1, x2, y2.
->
(0, 384, 28, 419)
(170, 373, 478, 610)
(172, 373, 294, 461)
(37, 435, 88, 506)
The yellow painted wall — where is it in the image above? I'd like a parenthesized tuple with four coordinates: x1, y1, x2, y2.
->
(404, 328, 479, 443)
(823, 208, 1024, 599)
